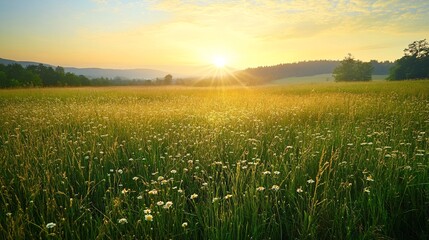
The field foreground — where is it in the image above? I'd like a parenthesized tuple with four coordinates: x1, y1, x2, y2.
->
(1, 81, 428, 239)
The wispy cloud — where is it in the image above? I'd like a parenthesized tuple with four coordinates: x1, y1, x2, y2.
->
(151, 0, 429, 37)
(1, 0, 428, 69)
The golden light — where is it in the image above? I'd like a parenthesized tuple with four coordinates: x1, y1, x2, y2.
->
(212, 56, 227, 68)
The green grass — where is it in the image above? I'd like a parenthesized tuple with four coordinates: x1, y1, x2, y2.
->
(0, 81, 428, 239)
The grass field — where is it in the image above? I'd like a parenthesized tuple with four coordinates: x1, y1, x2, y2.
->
(1, 81, 428, 239)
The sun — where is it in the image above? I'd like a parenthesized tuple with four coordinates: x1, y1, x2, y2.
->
(212, 56, 227, 68)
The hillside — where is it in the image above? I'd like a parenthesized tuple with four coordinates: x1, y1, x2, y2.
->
(0, 58, 168, 79)
(238, 60, 393, 83)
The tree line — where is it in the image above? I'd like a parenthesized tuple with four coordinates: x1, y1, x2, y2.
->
(240, 59, 393, 83)
(0, 63, 174, 88)
(333, 39, 429, 81)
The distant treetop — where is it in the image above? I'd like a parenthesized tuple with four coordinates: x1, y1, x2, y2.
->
(333, 54, 373, 82)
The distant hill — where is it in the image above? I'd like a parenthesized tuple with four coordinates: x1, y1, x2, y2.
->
(1, 57, 394, 83)
(0, 58, 168, 79)
(238, 60, 393, 83)
(63, 67, 168, 80)
(0, 58, 47, 68)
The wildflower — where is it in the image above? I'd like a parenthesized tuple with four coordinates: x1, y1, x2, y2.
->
(256, 186, 265, 191)
(190, 193, 198, 200)
(177, 189, 184, 193)
(273, 171, 280, 175)
(170, 170, 177, 174)
(296, 186, 303, 193)
(224, 194, 233, 200)
(144, 209, 151, 214)
(212, 197, 220, 203)
(132, 176, 139, 181)
(363, 187, 370, 193)
(117, 169, 123, 174)
(157, 176, 164, 181)
(118, 218, 128, 224)
(182, 222, 188, 228)
(366, 175, 374, 181)
(339, 161, 347, 166)
(307, 179, 315, 184)
(148, 189, 158, 195)
(271, 185, 280, 191)
(157, 201, 164, 206)
(46, 222, 56, 228)
(145, 214, 153, 221)
(202, 182, 208, 186)
(163, 201, 173, 209)
(262, 171, 271, 175)
(121, 188, 129, 194)
(137, 195, 143, 200)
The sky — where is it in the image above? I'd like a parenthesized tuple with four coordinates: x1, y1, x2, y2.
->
(0, 0, 428, 73)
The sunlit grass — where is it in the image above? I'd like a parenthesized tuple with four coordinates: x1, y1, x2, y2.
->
(0, 81, 428, 239)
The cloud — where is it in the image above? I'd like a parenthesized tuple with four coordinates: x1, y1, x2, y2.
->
(4, 0, 426, 68)
(151, 0, 429, 38)
(84, 0, 429, 44)
(76, 0, 428, 67)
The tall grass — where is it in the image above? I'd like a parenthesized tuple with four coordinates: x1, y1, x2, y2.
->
(0, 81, 428, 239)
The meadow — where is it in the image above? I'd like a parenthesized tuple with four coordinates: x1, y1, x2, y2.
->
(0, 81, 428, 239)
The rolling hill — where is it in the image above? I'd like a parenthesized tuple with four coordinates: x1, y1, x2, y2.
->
(0, 58, 168, 79)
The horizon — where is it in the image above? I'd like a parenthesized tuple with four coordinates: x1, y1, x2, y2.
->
(1, 0, 428, 73)
(0, 56, 393, 72)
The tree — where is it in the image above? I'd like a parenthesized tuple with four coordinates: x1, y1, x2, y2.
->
(404, 39, 429, 58)
(55, 66, 65, 76)
(388, 39, 429, 80)
(333, 54, 373, 81)
(0, 70, 8, 88)
(164, 74, 173, 85)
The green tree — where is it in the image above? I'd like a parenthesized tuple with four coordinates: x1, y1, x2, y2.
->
(333, 54, 373, 81)
(164, 74, 173, 85)
(0, 70, 8, 88)
(55, 66, 65, 75)
(388, 39, 429, 80)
